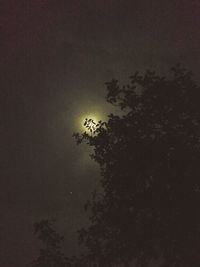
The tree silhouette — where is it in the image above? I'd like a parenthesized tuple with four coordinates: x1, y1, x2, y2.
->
(32, 219, 69, 267)
(74, 65, 200, 266)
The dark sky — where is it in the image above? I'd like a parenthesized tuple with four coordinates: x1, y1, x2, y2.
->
(1, 1, 200, 266)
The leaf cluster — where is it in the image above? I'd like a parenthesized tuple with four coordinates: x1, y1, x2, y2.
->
(73, 65, 200, 266)
(32, 219, 69, 267)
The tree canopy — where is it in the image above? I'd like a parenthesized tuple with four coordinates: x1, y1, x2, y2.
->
(32, 219, 68, 267)
(74, 65, 200, 266)
(33, 65, 200, 267)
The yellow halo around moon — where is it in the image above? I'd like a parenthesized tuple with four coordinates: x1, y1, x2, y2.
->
(79, 114, 99, 132)
(79, 113, 102, 133)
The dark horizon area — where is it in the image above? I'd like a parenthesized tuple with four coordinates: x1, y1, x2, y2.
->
(1, 1, 200, 266)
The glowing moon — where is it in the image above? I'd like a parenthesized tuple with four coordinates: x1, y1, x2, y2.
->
(74, 103, 107, 134)
(79, 113, 101, 133)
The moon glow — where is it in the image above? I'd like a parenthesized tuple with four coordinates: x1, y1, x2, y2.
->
(78, 112, 103, 133)
(80, 114, 99, 132)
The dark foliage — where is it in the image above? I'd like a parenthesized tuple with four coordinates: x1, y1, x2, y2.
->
(73, 65, 200, 266)
(32, 219, 69, 267)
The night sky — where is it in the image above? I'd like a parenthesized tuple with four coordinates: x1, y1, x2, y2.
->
(1, 1, 200, 266)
